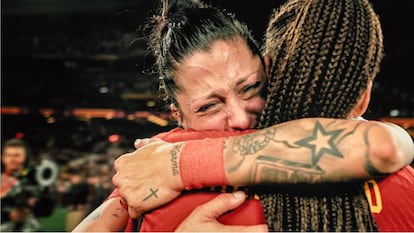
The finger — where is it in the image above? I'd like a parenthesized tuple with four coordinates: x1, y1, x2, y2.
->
(113, 153, 129, 171)
(128, 206, 143, 219)
(111, 173, 119, 188)
(219, 224, 268, 232)
(134, 138, 151, 149)
(112, 153, 132, 187)
(198, 191, 247, 218)
(111, 169, 125, 188)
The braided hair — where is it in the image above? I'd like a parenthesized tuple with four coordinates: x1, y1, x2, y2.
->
(260, 0, 383, 125)
(257, 0, 383, 231)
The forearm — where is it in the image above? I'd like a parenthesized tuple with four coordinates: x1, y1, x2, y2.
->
(72, 197, 129, 232)
(222, 118, 414, 185)
(111, 119, 412, 210)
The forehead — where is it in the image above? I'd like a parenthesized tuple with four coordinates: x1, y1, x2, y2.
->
(3, 146, 25, 155)
(174, 37, 263, 90)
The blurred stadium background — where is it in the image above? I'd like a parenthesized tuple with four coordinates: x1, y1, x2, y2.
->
(2, 0, 413, 231)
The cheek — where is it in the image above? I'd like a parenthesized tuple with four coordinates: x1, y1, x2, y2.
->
(245, 96, 266, 112)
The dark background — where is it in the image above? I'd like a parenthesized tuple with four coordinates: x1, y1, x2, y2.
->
(1, 2, 413, 231)
(2, 0, 414, 154)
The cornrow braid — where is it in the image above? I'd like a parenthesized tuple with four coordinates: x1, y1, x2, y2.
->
(260, 0, 383, 125)
(257, 183, 378, 231)
(257, 0, 383, 231)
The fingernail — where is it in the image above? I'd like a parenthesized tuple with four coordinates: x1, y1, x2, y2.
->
(134, 139, 141, 145)
(233, 191, 246, 199)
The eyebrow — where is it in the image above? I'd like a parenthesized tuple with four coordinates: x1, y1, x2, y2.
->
(187, 69, 264, 107)
(235, 69, 263, 86)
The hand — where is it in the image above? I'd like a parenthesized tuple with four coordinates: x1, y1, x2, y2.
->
(175, 191, 268, 232)
(112, 138, 185, 218)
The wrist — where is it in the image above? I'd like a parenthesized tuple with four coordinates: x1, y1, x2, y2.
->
(180, 138, 228, 190)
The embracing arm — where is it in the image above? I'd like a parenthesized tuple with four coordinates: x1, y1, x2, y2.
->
(221, 118, 413, 186)
(113, 117, 413, 213)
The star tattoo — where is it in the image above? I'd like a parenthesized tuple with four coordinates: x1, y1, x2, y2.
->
(295, 121, 343, 166)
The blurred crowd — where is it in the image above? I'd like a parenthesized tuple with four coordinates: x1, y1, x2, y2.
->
(1, 114, 173, 231)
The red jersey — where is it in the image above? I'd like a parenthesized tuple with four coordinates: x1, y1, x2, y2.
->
(364, 165, 414, 231)
(108, 128, 265, 232)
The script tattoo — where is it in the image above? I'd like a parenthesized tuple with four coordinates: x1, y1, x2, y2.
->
(169, 144, 182, 176)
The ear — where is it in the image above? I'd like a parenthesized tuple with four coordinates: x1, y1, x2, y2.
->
(349, 81, 372, 118)
(263, 54, 271, 78)
(170, 103, 182, 125)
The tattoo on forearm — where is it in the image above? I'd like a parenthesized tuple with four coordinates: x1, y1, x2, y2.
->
(228, 128, 298, 172)
(295, 121, 343, 166)
(232, 128, 276, 155)
(169, 144, 182, 176)
(111, 207, 126, 218)
(229, 120, 365, 183)
(363, 124, 381, 175)
(251, 156, 324, 183)
(143, 188, 159, 201)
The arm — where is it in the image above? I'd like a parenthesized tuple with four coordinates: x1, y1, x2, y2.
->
(113, 118, 413, 214)
(72, 197, 129, 232)
(223, 119, 413, 186)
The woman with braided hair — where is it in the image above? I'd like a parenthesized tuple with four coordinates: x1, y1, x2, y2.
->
(77, 0, 413, 231)
(254, 0, 414, 231)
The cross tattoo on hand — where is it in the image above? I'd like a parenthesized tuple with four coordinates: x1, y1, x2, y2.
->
(143, 188, 159, 201)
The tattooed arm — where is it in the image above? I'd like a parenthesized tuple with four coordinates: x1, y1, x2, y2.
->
(113, 118, 413, 216)
(72, 197, 129, 232)
(223, 118, 413, 186)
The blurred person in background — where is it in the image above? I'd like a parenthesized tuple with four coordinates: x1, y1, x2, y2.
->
(1, 138, 57, 232)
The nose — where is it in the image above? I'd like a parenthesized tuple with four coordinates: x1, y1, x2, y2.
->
(226, 101, 252, 130)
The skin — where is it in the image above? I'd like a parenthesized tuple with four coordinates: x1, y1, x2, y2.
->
(172, 37, 266, 131)
(1, 146, 26, 173)
(175, 191, 267, 232)
(72, 37, 269, 232)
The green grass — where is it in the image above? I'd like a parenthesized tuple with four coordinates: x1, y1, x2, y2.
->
(37, 206, 67, 232)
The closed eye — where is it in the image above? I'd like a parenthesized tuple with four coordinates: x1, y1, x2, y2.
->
(241, 81, 263, 99)
(198, 102, 218, 113)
